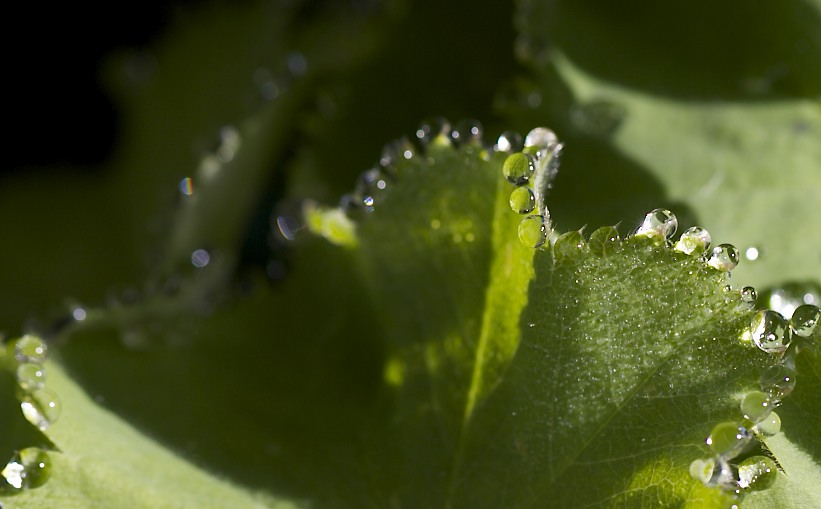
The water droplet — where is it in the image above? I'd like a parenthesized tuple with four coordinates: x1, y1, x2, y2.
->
(355, 168, 390, 210)
(191, 249, 211, 268)
(759, 282, 821, 318)
(13, 335, 48, 364)
(275, 215, 302, 241)
(740, 391, 771, 423)
(379, 137, 415, 173)
(450, 118, 483, 147)
(674, 226, 712, 255)
(759, 365, 796, 402)
(689, 457, 715, 484)
(588, 226, 620, 257)
(755, 410, 781, 436)
(509, 187, 536, 214)
(636, 208, 677, 239)
(178, 177, 194, 196)
(20, 388, 61, 430)
(690, 457, 734, 488)
(707, 244, 740, 272)
(1, 448, 51, 491)
(71, 306, 87, 322)
(15, 363, 47, 392)
(518, 215, 547, 248)
(524, 127, 558, 152)
(750, 310, 793, 354)
(415, 117, 451, 147)
(570, 99, 626, 138)
(495, 131, 523, 153)
(741, 287, 757, 306)
(553, 231, 586, 263)
(737, 455, 777, 491)
(503, 152, 536, 185)
(706, 421, 751, 459)
(790, 304, 819, 338)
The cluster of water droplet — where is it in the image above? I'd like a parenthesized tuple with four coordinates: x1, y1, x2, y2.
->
(1, 334, 56, 492)
(496, 127, 563, 248)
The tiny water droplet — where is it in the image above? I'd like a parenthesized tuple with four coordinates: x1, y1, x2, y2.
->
(755, 410, 781, 436)
(415, 117, 451, 147)
(450, 118, 483, 147)
(588, 226, 620, 257)
(503, 152, 536, 185)
(707, 244, 740, 272)
(1, 448, 51, 491)
(191, 249, 211, 268)
(20, 388, 61, 430)
(790, 304, 819, 338)
(379, 137, 415, 172)
(178, 177, 194, 196)
(690, 457, 734, 488)
(13, 335, 48, 364)
(759, 365, 796, 402)
(518, 215, 547, 248)
(689, 457, 715, 484)
(739, 391, 771, 423)
(509, 187, 536, 214)
(495, 131, 523, 153)
(636, 208, 677, 239)
(553, 231, 586, 263)
(706, 421, 751, 459)
(741, 287, 757, 306)
(737, 455, 777, 491)
(15, 363, 47, 392)
(674, 226, 711, 255)
(524, 127, 558, 152)
(71, 306, 87, 322)
(750, 310, 792, 354)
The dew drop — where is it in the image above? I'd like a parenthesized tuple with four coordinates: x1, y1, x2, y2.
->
(450, 118, 483, 147)
(191, 249, 211, 268)
(790, 304, 819, 338)
(755, 410, 781, 436)
(509, 187, 536, 214)
(13, 335, 48, 364)
(495, 131, 523, 153)
(741, 287, 757, 306)
(553, 231, 586, 263)
(674, 226, 711, 255)
(20, 388, 61, 430)
(737, 455, 777, 491)
(524, 127, 558, 152)
(707, 244, 740, 272)
(706, 421, 751, 459)
(379, 137, 415, 172)
(518, 215, 547, 248)
(635, 208, 677, 239)
(502, 152, 536, 185)
(750, 310, 793, 354)
(739, 391, 771, 423)
(689, 457, 715, 484)
(588, 226, 620, 257)
(759, 364, 796, 402)
(415, 117, 451, 147)
(1, 448, 51, 491)
(15, 363, 47, 392)
(690, 457, 734, 489)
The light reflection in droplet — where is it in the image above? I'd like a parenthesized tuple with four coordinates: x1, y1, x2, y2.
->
(179, 177, 194, 196)
(71, 307, 87, 321)
(745, 246, 760, 261)
(191, 249, 210, 268)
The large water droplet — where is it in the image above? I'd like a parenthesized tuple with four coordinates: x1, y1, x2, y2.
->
(509, 187, 536, 214)
(15, 363, 47, 392)
(450, 118, 483, 147)
(750, 310, 793, 354)
(706, 421, 751, 459)
(759, 364, 796, 402)
(706, 244, 740, 272)
(553, 231, 586, 264)
(790, 304, 819, 338)
(518, 215, 547, 248)
(495, 131, 523, 153)
(1, 448, 51, 491)
(737, 456, 777, 491)
(674, 226, 711, 255)
(755, 410, 782, 436)
(415, 117, 451, 148)
(20, 388, 61, 430)
(635, 208, 677, 239)
(524, 127, 558, 152)
(588, 226, 621, 257)
(739, 391, 771, 423)
(503, 152, 536, 185)
(13, 335, 48, 364)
